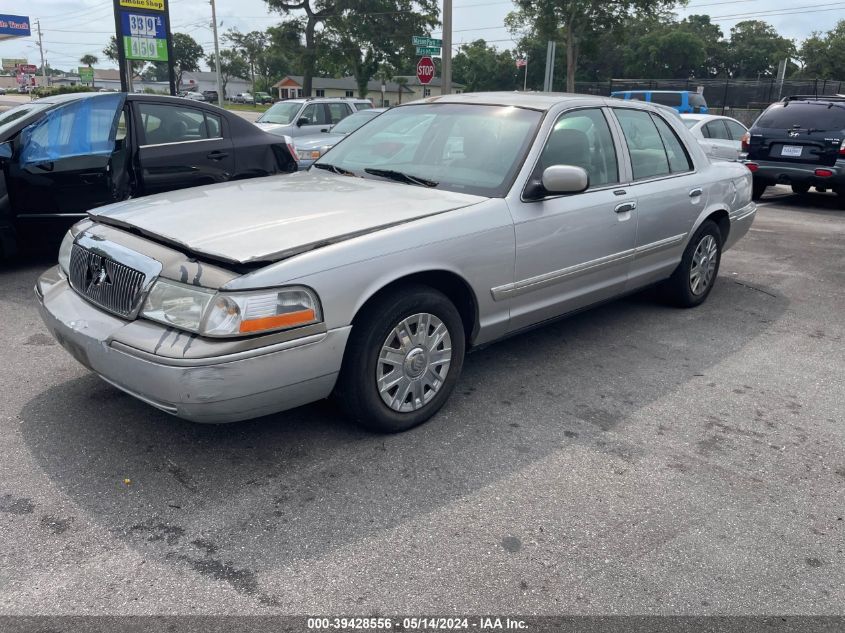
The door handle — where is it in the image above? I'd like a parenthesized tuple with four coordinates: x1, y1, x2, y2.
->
(689, 188, 703, 197)
(615, 201, 636, 214)
(207, 151, 229, 160)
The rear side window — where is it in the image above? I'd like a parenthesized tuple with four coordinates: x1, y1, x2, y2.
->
(327, 103, 351, 124)
(615, 108, 692, 179)
(614, 109, 670, 179)
(725, 120, 747, 140)
(651, 115, 693, 173)
(138, 103, 221, 145)
(651, 93, 682, 107)
(756, 103, 845, 131)
(704, 120, 730, 140)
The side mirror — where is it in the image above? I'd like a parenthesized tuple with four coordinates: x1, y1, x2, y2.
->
(525, 165, 589, 199)
(296, 117, 309, 127)
(0, 141, 12, 162)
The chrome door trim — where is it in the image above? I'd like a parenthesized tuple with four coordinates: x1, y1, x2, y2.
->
(139, 137, 225, 149)
(491, 232, 688, 301)
(633, 232, 687, 255)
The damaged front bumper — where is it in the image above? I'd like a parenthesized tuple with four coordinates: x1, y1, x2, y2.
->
(36, 266, 350, 423)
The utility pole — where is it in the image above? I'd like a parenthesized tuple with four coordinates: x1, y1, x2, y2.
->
(36, 20, 47, 87)
(441, 0, 452, 95)
(210, 0, 223, 106)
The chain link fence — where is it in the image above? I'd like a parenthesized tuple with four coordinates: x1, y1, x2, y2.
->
(574, 78, 845, 124)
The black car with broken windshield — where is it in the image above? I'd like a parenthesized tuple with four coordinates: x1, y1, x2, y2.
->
(0, 92, 297, 258)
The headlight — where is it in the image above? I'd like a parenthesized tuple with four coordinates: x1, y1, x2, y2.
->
(296, 148, 322, 160)
(141, 281, 321, 338)
(58, 231, 74, 276)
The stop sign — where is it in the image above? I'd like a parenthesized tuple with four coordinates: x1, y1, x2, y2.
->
(416, 56, 435, 86)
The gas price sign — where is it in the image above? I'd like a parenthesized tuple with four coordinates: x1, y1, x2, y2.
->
(121, 11, 168, 61)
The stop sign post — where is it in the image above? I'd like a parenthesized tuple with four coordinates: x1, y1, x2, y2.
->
(417, 56, 435, 86)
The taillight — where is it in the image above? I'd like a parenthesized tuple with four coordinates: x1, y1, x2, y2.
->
(839, 139, 845, 156)
(745, 162, 758, 172)
(287, 140, 299, 163)
(741, 132, 750, 152)
(815, 168, 833, 177)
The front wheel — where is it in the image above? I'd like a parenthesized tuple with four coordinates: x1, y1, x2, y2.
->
(661, 220, 723, 308)
(337, 285, 466, 433)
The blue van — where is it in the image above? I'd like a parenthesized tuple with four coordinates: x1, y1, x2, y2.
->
(610, 90, 708, 114)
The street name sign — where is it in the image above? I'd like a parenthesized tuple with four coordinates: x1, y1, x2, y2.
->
(412, 36, 442, 48)
(415, 46, 440, 56)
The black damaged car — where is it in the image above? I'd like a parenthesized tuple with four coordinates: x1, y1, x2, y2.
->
(0, 92, 297, 258)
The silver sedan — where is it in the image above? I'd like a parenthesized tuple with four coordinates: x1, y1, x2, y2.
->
(36, 92, 756, 432)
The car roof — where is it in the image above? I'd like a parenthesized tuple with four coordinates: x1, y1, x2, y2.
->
(407, 91, 611, 111)
(680, 114, 712, 121)
(621, 90, 693, 94)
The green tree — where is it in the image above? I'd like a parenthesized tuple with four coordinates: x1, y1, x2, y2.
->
(452, 39, 518, 92)
(206, 49, 249, 99)
(727, 20, 795, 78)
(323, 0, 439, 98)
(144, 33, 205, 87)
(625, 27, 706, 78)
(263, 0, 336, 96)
(506, 0, 681, 92)
(224, 29, 268, 96)
(799, 21, 845, 78)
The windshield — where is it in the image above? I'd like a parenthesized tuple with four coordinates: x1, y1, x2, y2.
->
(0, 102, 52, 137)
(331, 110, 380, 135)
(313, 103, 542, 197)
(756, 102, 845, 131)
(257, 101, 302, 125)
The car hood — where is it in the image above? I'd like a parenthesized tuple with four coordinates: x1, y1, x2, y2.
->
(295, 133, 345, 149)
(87, 171, 486, 266)
(254, 121, 290, 134)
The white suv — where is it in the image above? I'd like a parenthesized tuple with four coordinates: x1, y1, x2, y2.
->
(254, 97, 373, 137)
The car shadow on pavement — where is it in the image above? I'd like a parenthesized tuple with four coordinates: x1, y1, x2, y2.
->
(17, 276, 788, 607)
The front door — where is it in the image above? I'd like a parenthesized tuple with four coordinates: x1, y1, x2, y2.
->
(506, 107, 638, 331)
(5, 93, 125, 224)
(134, 101, 234, 195)
(293, 103, 331, 137)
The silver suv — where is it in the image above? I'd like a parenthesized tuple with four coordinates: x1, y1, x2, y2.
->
(254, 97, 373, 137)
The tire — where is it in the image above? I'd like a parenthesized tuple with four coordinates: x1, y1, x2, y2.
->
(791, 183, 810, 194)
(661, 220, 723, 308)
(752, 181, 767, 201)
(337, 284, 466, 433)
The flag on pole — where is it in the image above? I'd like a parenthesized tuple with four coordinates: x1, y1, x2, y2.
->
(516, 58, 527, 68)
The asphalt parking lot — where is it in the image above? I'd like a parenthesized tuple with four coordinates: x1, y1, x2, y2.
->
(0, 186, 842, 615)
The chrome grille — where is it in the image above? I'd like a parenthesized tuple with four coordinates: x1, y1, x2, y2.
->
(68, 244, 146, 318)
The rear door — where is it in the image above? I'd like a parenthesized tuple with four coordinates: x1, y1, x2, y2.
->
(747, 102, 845, 166)
(134, 101, 234, 195)
(702, 119, 739, 161)
(611, 107, 706, 289)
(6, 93, 125, 221)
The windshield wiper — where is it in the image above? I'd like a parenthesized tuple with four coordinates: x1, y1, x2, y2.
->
(364, 168, 438, 187)
(313, 163, 356, 176)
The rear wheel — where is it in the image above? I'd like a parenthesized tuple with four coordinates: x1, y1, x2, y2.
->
(791, 183, 810, 194)
(662, 220, 723, 308)
(337, 285, 465, 433)
(752, 181, 767, 201)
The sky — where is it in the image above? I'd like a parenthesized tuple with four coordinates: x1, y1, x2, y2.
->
(0, 0, 840, 73)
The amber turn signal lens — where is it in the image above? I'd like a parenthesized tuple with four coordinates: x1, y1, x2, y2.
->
(238, 308, 317, 333)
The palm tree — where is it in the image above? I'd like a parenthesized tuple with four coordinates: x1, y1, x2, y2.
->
(79, 54, 98, 88)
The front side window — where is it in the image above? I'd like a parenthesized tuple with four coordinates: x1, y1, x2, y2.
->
(138, 103, 220, 145)
(300, 104, 330, 125)
(19, 94, 124, 166)
(537, 108, 618, 188)
(315, 103, 542, 197)
(258, 101, 302, 125)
